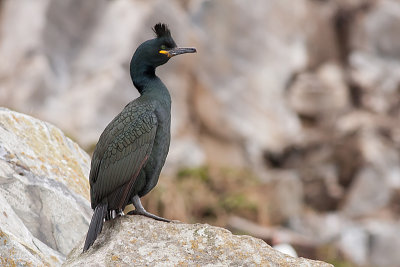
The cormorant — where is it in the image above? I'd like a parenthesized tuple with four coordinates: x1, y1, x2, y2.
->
(83, 23, 196, 252)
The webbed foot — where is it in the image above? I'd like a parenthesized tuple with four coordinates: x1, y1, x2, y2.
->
(128, 195, 170, 223)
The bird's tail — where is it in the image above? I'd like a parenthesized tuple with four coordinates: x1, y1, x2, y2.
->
(83, 202, 108, 252)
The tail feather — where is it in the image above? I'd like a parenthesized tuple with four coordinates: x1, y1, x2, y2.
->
(83, 203, 108, 252)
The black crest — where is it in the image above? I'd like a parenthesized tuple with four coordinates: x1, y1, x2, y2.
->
(153, 23, 171, 38)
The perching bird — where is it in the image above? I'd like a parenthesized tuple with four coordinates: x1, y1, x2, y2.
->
(83, 23, 196, 252)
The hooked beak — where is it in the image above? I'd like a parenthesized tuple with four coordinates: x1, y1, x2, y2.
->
(159, 47, 197, 58)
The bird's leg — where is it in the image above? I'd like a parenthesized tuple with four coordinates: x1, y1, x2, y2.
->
(105, 210, 111, 221)
(128, 195, 170, 222)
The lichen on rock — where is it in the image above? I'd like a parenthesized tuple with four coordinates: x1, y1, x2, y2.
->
(65, 216, 332, 267)
(0, 108, 91, 265)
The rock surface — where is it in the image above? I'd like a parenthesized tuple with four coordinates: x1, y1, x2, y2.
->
(65, 216, 332, 267)
(0, 108, 91, 265)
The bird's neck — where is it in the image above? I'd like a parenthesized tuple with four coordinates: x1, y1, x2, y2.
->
(130, 64, 171, 104)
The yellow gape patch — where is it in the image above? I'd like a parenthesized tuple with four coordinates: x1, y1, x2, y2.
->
(159, 50, 171, 57)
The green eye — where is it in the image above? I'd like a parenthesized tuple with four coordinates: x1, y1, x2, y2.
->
(160, 45, 167, 50)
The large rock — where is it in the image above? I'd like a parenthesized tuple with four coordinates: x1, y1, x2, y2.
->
(0, 0, 312, 173)
(289, 212, 400, 267)
(364, 220, 400, 267)
(349, 0, 400, 114)
(288, 63, 350, 119)
(65, 216, 332, 267)
(0, 108, 91, 265)
(0, 192, 64, 266)
(188, 0, 308, 167)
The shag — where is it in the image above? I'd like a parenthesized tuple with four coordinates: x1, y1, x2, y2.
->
(83, 23, 196, 252)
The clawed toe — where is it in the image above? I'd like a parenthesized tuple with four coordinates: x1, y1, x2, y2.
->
(129, 195, 170, 222)
(127, 209, 170, 222)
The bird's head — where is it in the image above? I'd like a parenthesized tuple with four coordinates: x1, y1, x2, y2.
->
(132, 23, 196, 69)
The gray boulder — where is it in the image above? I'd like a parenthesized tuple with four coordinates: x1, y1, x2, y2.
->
(349, 0, 400, 114)
(0, 108, 91, 265)
(0, 192, 64, 266)
(65, 216, 332, 267)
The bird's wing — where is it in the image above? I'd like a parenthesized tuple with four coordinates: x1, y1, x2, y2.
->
(89, 102, 157, 208)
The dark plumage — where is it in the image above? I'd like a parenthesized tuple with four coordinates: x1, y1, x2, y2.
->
(83, 23, 196, 252)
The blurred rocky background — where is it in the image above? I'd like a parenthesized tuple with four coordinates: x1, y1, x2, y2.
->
(0, 0, 399, 266)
